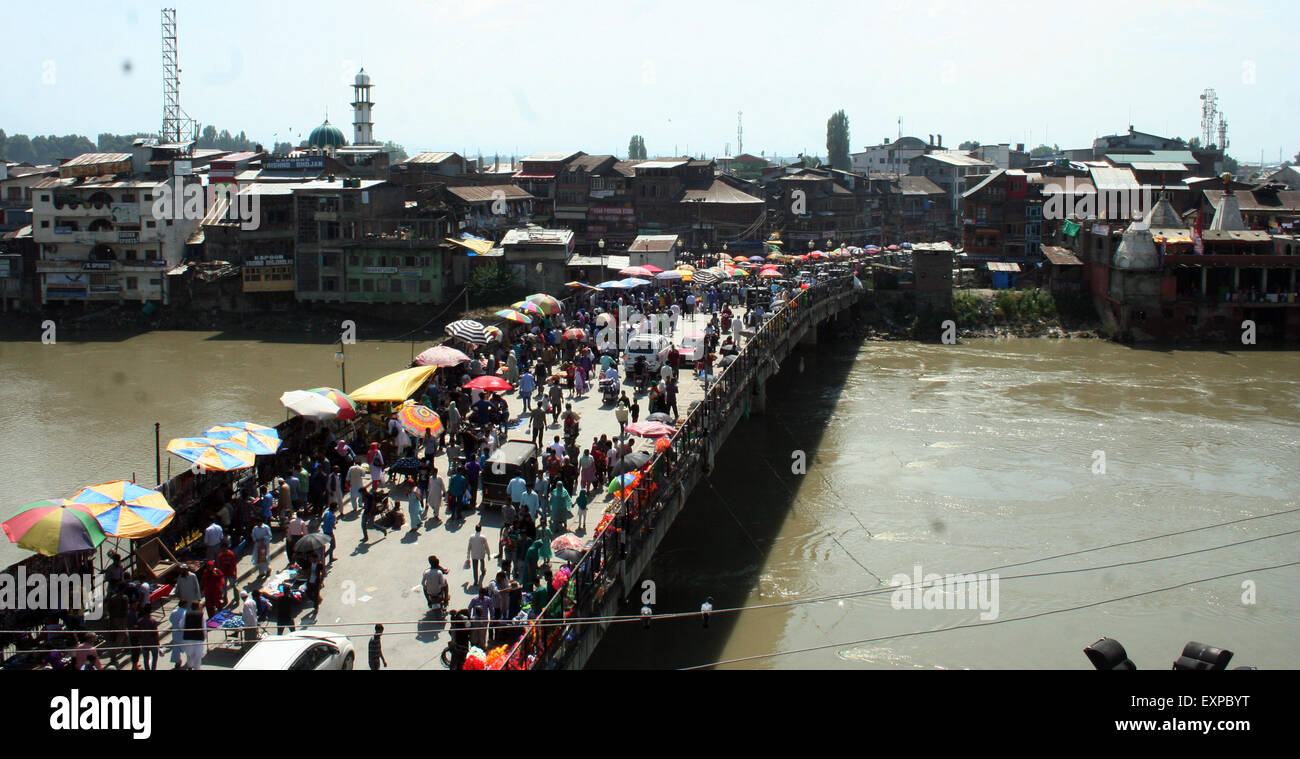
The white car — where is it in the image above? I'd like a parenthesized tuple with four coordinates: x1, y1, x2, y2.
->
(233, 630, 356, 671)
(622, 334, 674, 374)
(677, 333, 707, 366)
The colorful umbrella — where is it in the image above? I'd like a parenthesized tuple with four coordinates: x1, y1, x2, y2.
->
(396, 404, 444, 436)
(166, 437, 257, 472)
(524, 293, 562, 315)
(618, 277, 651, 288)
(204, 422, 281, 455)
(625, 421, 676, 438)
(485, 326, 503, 342)
(655, 270, 684, 281)
(3, 500, 106, 556)
(495, 309, 533, 324)
(562, 328, 587, 340)
(620, 266, 654, 278)
(606, 472, 641, 495)
(66, 480, 174, 539)
(414, 345, 471, 368)
(307, 388, 358, 418)
(463, 375, 512, 392)
(512, 300, 544, 315)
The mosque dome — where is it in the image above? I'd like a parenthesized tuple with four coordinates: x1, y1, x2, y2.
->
(308, 118, 347, 149)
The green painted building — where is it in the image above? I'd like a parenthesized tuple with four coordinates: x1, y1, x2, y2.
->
(343, 244, 449, 303)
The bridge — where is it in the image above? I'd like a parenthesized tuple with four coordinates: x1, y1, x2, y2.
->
(507, 274, 865, 669)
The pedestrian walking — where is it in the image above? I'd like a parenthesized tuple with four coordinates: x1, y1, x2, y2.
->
(467, 524, 490, 587)
(251, 520, 272, 576)
(369, 624, 387, 670)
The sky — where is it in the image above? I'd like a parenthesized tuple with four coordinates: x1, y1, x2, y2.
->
(1, 0, 1296, 164)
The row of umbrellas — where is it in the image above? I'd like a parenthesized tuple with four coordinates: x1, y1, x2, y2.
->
(4, 480, 176, 556)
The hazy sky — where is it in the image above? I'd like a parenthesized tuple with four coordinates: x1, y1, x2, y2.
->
(1, 0, 1295, 163)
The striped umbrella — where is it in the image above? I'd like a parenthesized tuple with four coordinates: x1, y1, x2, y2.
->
(307, 388, 358, 419)
(445, 319, 490, 344)
(395, 404, 444, 436)
(66, 480, 175, 539)
(512, 300, 544, 315)
(495, 309, 533, 324)
(524, 293, 562, 315)
(166, 437, 257, 471)
(3, 500, 106, 556)
(692, 269, 723, 286)
(204, 422, 281, 455)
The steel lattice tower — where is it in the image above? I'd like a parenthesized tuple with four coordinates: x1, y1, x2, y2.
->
(161, 8, 195, 143)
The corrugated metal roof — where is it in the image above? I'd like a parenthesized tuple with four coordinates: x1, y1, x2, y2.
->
(1129, 162, 1191, 172)
(899, 176, 944, 195)
(986, 262, 1022, 272)
(446, 185, 533, 203)
(1089, 166, 1141, 192)
(1104, 150, 1196, 165)
(628, 234, 679, 253)
(61, 153, 132, 167)
(916, 152, 993, 167)
(633, 160, 689, 170)
(405, 152, 459, 164)
(522, 151, 582, 162)
(1041, 246, 1083, 265)
(681, 180, 763, 204)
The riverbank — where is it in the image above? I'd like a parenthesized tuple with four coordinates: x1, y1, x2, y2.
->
(846, 288, 1105, 341)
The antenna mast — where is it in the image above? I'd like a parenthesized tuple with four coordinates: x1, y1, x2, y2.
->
(1199, 88, 1218, 148)
(161, 8, 196, 143)
(737, 111, 743, 156)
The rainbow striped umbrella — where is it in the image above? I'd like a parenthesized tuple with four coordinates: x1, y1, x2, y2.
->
(307, 388, 359, 420)
(524, 293, 562, 315)
(495, 309, 533, 325)
(395, 403, 444, 436)
(3, 500, 106, 556)
(65, 480, 175, 539)
(204, 422, 282, 455)
(166, 437, 257, 471)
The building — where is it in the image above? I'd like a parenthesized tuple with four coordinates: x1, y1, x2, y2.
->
(1199, 186, 1300, 233)
(31, 142, 213, 306)
(852, 136, 932, 175)
(961, 169, 1044, 262)
(512, 151, 584, 222)
(731, 153, 769, 181)
(499, 226, 574, 293)
(554, 154, 618, 245)
(585, 160, 640, 248)
(878, 175, 947, 243)
(767, 169, 869, 247)
(351, 68, 375, 146)
(913, 241, 955, 309)
(973, 143, 1030, 170)
(625, 234, 678, 270)
(291, 178, 406, 302)
(307, 117, 348, 150)
(1262, 165, 1300, 191)
(443, 184, 536, 234)
(908, 151, 995, 233)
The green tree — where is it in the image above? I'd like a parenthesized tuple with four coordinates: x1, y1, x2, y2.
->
(627, 135, 647, 160)
(1222, 154, 1239, 175)
(1030, 143, 1060, 158)
(959, 140, 981, 151)
(826, 110, 850, 171)
(1188, 137, 1202, 150)
(0, 133, 33, 162)
(467, 261, 523, 305)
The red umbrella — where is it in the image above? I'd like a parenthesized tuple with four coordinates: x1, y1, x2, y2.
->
(640, 264, 664, 274)
(464, 375, 513, 392)
(562, 328, 587, 340)
(625, 421, 676, 438)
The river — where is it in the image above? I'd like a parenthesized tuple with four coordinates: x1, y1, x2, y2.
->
(2, 332, 1297, 669)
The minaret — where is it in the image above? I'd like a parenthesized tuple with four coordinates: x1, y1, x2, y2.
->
(351, 68, 374, 146)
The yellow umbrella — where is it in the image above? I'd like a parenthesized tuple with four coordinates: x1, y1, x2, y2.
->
(349, 365, 438, 403)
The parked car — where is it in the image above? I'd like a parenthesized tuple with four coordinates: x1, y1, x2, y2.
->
(677, 333, 707, 366)
(622, 334, 674, 375)
(233, 630, 356, 670)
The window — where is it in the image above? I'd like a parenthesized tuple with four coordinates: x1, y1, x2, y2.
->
(374, 278, 387, 292)
(289, 644, 337, 671)
(349, 255, 360, 267)
(405, 256, 416, 267)
(347, 278, 360, 292)
(126, 250, 138, 261)
(143, 193, 152, 201)
(40, 194, 50, 202)
(363, 279, 374, 292)
(146, 221, 156, 228)
(40, 220, 50, 228)
(405, 279, 417, 294)
(121, 193, 136, 202)
(126, 277, 139, 290)
(419, 279, 432, 293)
(149, 278, 161, 285)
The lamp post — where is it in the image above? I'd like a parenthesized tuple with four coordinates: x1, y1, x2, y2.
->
(598, 237, 606, 280)
(335, 340, 346, 393)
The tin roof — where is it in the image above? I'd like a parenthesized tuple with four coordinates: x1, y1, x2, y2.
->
(446, 185, 534, 203)
(1089, 166, 1141, 192)
(681, 180, 763, 204)
(1041, 246, 1083, 266)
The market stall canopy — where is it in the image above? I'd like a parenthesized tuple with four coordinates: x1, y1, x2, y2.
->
(3, 500, 106, 556)
(349, 365, 439, 403)
(166, 437, 257, 471)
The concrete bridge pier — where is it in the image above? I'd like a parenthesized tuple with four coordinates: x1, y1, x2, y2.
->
(798, 324, 818, 347)
(751, 378, 767, 414)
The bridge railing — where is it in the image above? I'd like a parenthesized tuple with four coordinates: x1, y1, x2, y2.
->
(502, 274, 857, 669)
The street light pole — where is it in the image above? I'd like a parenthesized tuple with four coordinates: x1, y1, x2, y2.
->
(336, 340, 346, 393)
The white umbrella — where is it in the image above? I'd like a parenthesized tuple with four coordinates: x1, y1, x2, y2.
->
(655, 270, 684, 281)
(279, 390, 343, 420)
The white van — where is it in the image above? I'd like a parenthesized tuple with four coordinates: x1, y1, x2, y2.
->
(622, 334, 674, 374)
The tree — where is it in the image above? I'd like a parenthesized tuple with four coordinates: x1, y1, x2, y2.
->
(467, 261, 523, 305)
(1030, 143, 1060, 158)
(382, 141, 408, 161)
(1188, 137, 1202, 150)
(959, 140, 981, 150)
(627, 135, 647, 160)
(1222, 154, 1239, 175)
(272, 142, 294, 155)
(826, 110, 850, 171)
